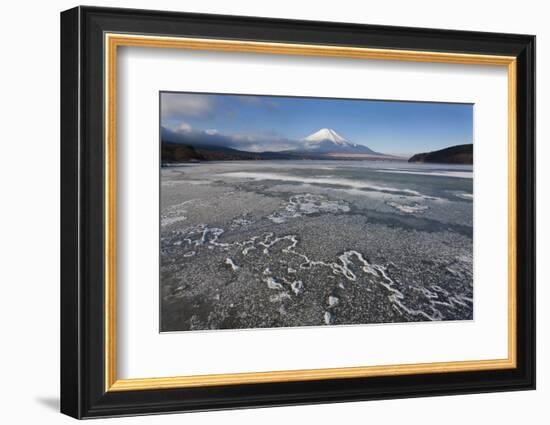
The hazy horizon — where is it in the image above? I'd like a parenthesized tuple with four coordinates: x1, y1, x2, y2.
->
(160, 92, 473, 157)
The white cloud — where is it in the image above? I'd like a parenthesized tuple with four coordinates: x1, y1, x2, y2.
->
(161, 93, 214, 118)
(161, 125, 302, 153)
(176, 122, 192, 132)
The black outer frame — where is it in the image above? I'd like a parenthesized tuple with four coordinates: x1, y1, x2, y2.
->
(60, 6, 535, 419)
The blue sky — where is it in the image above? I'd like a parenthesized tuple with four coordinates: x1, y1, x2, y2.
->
(161, 92, 473, 156)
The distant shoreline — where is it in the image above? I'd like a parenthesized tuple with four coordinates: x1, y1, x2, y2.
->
(161, 142, 405, 164)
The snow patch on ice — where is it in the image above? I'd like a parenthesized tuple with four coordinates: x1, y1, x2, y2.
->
(375, 169, 472, 179)
(265, 277, 284, 290)
(328, 295, 339, 307)
(290, 280, 304, 296)
(452, 191, 473, 200)
(386, 201, 429, 214)
(268, 194, 350, 223)
(221, 172, 425, 197)
(270, 293, 291, 302)
(224, 258, 240, 271)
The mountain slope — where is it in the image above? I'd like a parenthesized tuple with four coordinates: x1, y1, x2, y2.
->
(161, 127, 400, 162)
(298, 128, 381, 155)
(408, 144, 473, 164)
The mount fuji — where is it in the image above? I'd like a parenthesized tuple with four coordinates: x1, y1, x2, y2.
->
(297, 128, 383, 155)
(162, 125, 401, 162)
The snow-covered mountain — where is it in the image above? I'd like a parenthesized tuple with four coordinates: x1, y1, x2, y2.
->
(304, 128, 353, 146)
(162, 124, 397, 159)
(300, 128, 380, 155)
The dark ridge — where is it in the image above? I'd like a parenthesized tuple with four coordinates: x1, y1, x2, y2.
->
(161, 143, 205, 162)
(161, 142, 298, 163)
(408, 144, 473, 164)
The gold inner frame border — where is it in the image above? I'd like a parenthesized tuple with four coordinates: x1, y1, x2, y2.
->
(104, 33, 517, 392)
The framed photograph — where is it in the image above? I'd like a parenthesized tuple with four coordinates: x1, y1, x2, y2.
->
(60, 6, 535, 419)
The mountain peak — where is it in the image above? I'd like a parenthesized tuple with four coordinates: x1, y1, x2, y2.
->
(299, 128, 385, 156)
(304, 128, 351, 146)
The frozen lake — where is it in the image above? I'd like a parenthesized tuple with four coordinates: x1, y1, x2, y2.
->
(160, 160, 473, 332)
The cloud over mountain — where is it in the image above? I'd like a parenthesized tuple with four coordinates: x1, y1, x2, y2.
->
(162, 125, 390, 157)
(161, 125, 300, 152)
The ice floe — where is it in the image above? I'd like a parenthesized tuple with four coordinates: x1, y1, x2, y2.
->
(224, 258, 240, 271)
(270, 293, 291, 302)
(386, 201, 429, 214)
(290, 280, 304, 296)
(452, 191, 474, 200)
(231, 217, 255, 227)
(265, 277, 284, 290)
(268, 193, 350, 223)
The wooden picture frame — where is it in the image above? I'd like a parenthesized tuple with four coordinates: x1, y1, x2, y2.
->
(61, 6, 535, 419)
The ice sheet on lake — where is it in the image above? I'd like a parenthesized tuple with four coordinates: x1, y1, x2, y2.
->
(221, 171, 425, 197)
(160, 160, 473, 331)
(268, 194, 350, 223)
(386, 201, 429, 214)
(375, 169, 473, 179)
